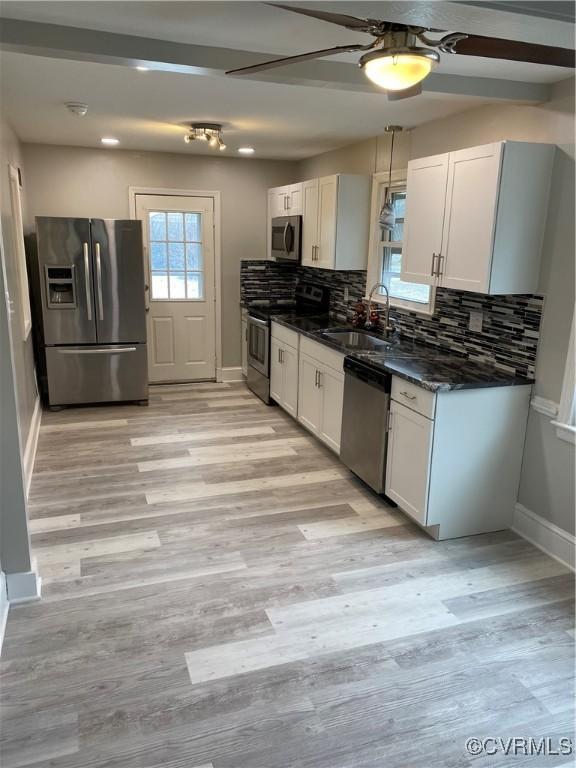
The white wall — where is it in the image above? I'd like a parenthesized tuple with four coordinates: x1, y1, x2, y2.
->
(0, 120, 37, 446)
(21, 144, 297, 367)
(0, 120, 35, 591)
(297, 80, 575, 535)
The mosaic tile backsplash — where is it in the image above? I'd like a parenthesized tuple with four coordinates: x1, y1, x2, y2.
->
(240, 260, 543, 378)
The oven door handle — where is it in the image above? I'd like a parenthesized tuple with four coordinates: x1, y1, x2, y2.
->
(283, 222, 290, 255)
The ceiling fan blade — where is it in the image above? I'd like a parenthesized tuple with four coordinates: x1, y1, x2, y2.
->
(265, 3, 377, 33)
(226, 44, 370, 75)
(387, 83, 423, 101)
(452, 34, 574, 68)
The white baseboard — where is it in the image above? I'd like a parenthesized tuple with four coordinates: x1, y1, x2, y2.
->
(5, 569, 42, 604)
(0, 572, 8, 656)
(23, 395, 41, 498)
(513, 503, 575, 571)
(216, 366, 244, 383)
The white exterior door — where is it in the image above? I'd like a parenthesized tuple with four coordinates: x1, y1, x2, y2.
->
(135, 194, 216, 383)
(402, 153, 449, 285)
(440, 143, 502, 293)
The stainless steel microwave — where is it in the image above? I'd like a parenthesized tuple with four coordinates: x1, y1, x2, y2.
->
(271, 215, 301, 262)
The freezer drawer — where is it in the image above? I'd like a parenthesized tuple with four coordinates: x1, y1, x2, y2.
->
(45, 344, 148, 405)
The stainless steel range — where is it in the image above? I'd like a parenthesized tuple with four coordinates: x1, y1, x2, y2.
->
(246, 283, 330, 404)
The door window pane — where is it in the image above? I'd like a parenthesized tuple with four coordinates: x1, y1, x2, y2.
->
(151, 272, 169, 299)
(168, 242, 185, 270)
(185, 213, 201, 241)
(150, 212, 166, 240)
(169, 272, 186, 299)
(148, 209, 205, 300)
(186, 273, 203, 299)
(167, 212, 184, 240)
(150, 242, 167, 270)
(186, 243, 202, 270)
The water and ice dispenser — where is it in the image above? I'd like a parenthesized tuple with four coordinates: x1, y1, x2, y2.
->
(45, 266, 76, 308)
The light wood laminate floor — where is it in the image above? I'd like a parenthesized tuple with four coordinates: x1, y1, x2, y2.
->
(1, 382, 574, 768)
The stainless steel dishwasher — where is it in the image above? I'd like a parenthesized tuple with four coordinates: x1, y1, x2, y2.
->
(340, 357, 392, 495)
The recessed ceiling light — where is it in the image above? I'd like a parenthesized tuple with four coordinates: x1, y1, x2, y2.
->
(101, 137, 119, 146)
(136, 66, 149, 72)
(238, 147, 255, 155)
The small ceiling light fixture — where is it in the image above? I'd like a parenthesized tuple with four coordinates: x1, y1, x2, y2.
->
(238, 147, 255, 155)
(65, 102, 88, 117)
(101, 137, 120, 146)
(184, 122, 226, 151)
(135, 66, 149, 72)
(359, 31, 439, 92)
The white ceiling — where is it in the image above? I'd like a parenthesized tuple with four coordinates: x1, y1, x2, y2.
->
(0, 1, 573, 159)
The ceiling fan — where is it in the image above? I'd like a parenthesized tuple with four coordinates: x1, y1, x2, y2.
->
(226, 3, 575, 99)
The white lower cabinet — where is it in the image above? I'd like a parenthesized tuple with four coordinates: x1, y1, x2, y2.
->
(385, 376, 532, 539)
(385, 400, 433, 527)
(297, 338, 344, 454)
(270, 337, 298, 418)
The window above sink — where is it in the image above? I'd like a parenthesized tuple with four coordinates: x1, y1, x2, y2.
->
(366, 172, 435, 316)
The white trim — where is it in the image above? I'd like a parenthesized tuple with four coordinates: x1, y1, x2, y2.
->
(128, 186, 223, 376)
(551, 421, 576, 445)
(554, 309, 576, 444)
(23, 395, 41, 497)
(0, 572, 8, 655)
(216, 366, 244, 383)
(513, 502, 575, 571)
(530, 395, 558, 418)
(5, 569, 42, 604)
(8, 165, 32, 341)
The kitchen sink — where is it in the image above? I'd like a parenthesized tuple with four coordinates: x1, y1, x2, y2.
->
(319, 330, 391, 351)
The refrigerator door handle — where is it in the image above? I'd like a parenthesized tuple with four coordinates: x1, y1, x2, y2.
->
(83, 242, 92, 321)
(95, 242, 104, 321)
(56, 347, 137, 354)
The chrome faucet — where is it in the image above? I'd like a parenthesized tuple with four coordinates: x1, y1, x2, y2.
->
(365, 282, 394, 336)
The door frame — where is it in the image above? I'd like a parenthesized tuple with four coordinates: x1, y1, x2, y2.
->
(128, 186, 223, 380)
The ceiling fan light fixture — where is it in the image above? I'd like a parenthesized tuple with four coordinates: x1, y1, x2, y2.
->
(360, 48, 439, 91)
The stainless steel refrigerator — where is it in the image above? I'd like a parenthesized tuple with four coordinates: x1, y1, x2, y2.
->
(29, 217, 148, 407)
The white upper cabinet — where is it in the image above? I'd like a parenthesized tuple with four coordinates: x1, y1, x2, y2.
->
(269, 183, 303, 218)
(284, 174, 371, 271)
(301, 178, 319, 268)
(402, 141, 554, 295)
(401, 153, 449, 286)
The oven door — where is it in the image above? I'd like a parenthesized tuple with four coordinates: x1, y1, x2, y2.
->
(247, 315, 270, 376)
(271, 216, 300, 261)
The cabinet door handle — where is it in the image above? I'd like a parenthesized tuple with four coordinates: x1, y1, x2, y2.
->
(278, 347, 281, 363)
(317, 371, 322, 388)
(280, 349, 284, 363)
(400, 391, 417, 400)
(436, 253, 444, 277)
(314, 370, 319, 387)
(430, 253, 437, 277)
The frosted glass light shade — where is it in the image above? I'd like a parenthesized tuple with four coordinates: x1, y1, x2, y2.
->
(363, 51, 438, 91)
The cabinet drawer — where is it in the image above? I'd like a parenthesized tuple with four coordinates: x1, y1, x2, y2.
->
(300, 336, 344, 374)
(391, 377, 436, 419)
(271, 321, 299, 350)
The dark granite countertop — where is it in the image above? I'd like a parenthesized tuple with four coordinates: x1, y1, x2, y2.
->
(271, 314, 533, 393)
